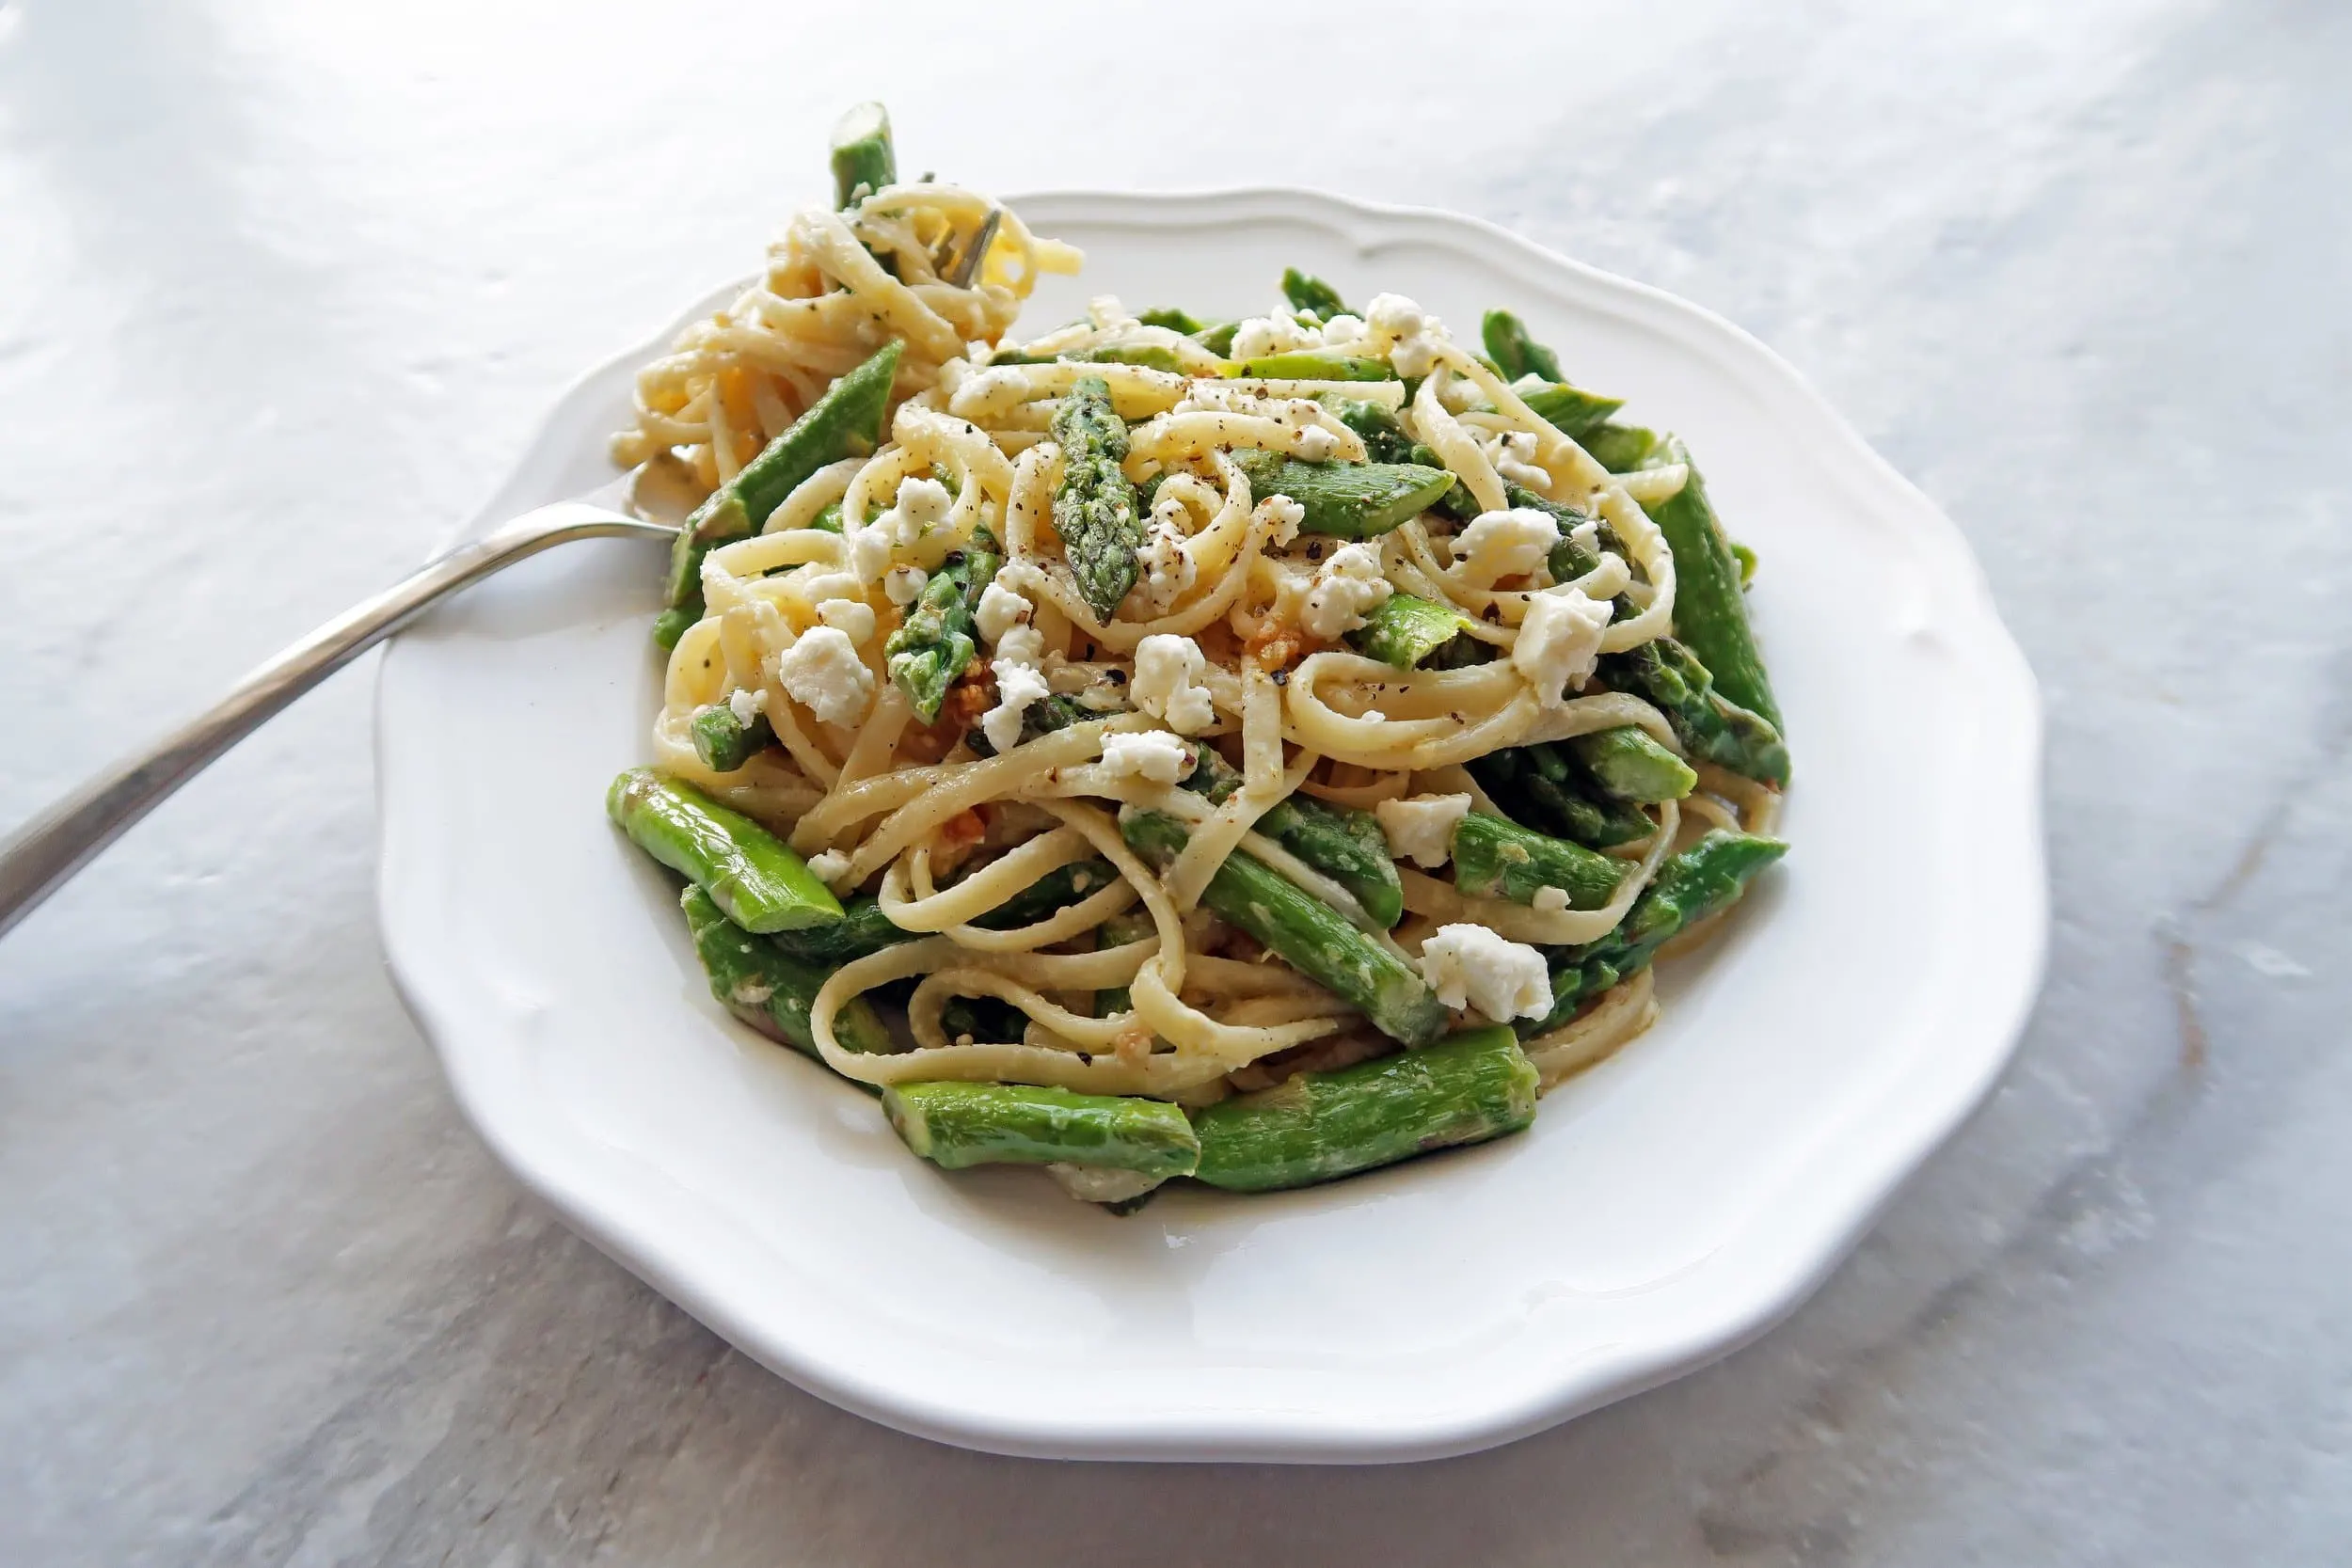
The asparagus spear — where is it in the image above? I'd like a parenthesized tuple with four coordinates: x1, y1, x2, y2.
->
(607, 769, 846, 933)
(1192, 320, 1242, 356)
(1050, 376, 1147, 621)
(937, 993, 1031, 1046)
(1480, 309, 1564, 383)
(1067, 343, 1186, 373)
(1327, 398, 1419, 465)
(679, 885, 893, 1058)
(652, 596, 702, 652)
(829, 102, 896, 208)
(1191, 1024, 1539, 1192)
(1597, 638, 1788, 787)
(1136, 306, 1204, 333)
(1281, 268, 1352, 320)
(961, 692, 1107, 756)
(1450, 811, 1628, 910)
(662, 341, 903, 607)
(1567, 727, 1696, 803)
(1642, 436, 1782, 729)
(1179, 748, 1406, 928)
(1519, 384, 1625, 438)
(1122, 809, 1448, 1047)
(1580, 422, 1661, 473)
(884, 543, 1000, 721)
(1229, 352, 1391, 381)
(1092, 908, 1155, 1020)
(884, 1082, 1201, 1178)
(763, 854, 1123, 966)
(1465, 746, 1654, 849)
(1346, 593, 1475, 670)
(1730, 540, 1757, 587)
(1525, 831, 1788, 1031)
(1230, 451, 1454, 539)
(690, 703, 776, 772)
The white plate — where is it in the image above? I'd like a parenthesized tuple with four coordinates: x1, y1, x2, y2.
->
(376, 190, 2045, 1463)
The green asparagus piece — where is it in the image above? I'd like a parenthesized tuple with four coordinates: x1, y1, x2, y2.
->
(652, 597, 702, 651)
(1526, 831, 1788, 1030)
(1065, 343, 1186, 373)
(1519, 384, 1626, 438)
(1597, 638, 1788, 787)
(1567, 726, 1697, 803)
(1121, 809, 1448, 1047)
(1580, 421, 1661, 473)
(1229, 352, 1392, 381)
(1230, 451, 1454, 539)
(1465, 746, 1654, 849)
(884, 1082, 1200, 1177)
(937, 993, 1031, 1046)
(1136, 306, 1204, 333)
(690, 703, 776, 772)
(961, 692, 1108, 756)
(1192, 320, 1241, 356)
(1480, 309, 1564, 383)
(1643, 436, 1781, 729)
(1449, 810, 1627, 910)
(884, 543, 999, 721)
(662, 341, 902, 606)
(679, 886, 893, 1058)
(1280, 268, 1352, 321)
(829, 101, 896, 208)
(1326, 398, 1419, 465)
(1346, 593, 1475, 669)
(1092, 909, 1155, 1020)
(1050, 375, 1147, 620)
(1730, 539, 1757, 587)
(1191, 1025, 1539, 1192)
(1176, 749, 1406, 928)
(608, 769, 845, 932)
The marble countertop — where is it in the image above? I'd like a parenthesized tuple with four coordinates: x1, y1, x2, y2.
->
(4, 1, 2346, 1561)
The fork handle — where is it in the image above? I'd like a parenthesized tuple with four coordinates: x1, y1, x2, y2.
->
(0, 502, 662, 940)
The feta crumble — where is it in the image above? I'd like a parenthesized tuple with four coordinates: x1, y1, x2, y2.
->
(806, 849, 854, 892)
(816, 596, 877, 644)
(882, 564, 930, 607)
(1417, 924, 1554, 1022)
(1293, 423, 1342, 462)
(1100, 729, 1197, 784)
(975, 578, 1033, 644)
(1531, 884, 1571, 913)
(1298, 542, 1392, 640)
(1132, 633, 1216, 734)
(1319, 313, 1366, 348)
(773, 626, 874, 726)
(1451, 507, 1560, 586)
(1132, 506, 1197, 614)
(981, 659, 1051, 752)
(1484, 428, 1551, 489)
(725, 686, 766, 726)
(1230, 313, 1318, 361)
(1513, 587, 1612, 704)
(1259, 494, 1305, 548)
(1366, 292, 1447, 378)
(1374, 792, 1471, 868)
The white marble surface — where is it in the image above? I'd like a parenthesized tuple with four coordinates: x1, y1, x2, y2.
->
(3, 0, 2346, 1560)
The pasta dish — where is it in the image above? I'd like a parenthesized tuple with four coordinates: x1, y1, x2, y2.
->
(605, 104, 1789, 1207)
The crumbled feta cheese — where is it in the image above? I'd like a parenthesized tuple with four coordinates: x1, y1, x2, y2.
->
(1320, 313, 1366, 348)
(975, 579, 1032, 644)
(1451, 507, 1560, 586)
(1513, 587, 1612, 704)
(1567, 519, 1600, 556)
(1132, 506, 1197, 613)
(848, 526, 895, 583)
(1294, 423, 1342, 462)
(1361, 709, 1388, 722)
(994, 623, 1044, 669)
(1259, 494, 1305, 548)
(1438, 375, 1486, 414)
(1366, 293, 1448, 378)
(806, 849, 854, 891)
(725, 687, 766, 726)
(1132, 634, 1216, 734)
(1100, 729, 1197, 784)
(1484, 429, 1550, 489)
(817, 596, 877, 644)
(1230, 313, 1318, 361)
(1531, 884, 1570, 913)
(1298, 542, 1392, 640)
(1417, 924, 1554, 1022)
(882, 564, 929, 607)
(1375, 792, 1472, 868)
(774, 626, 874, 726)
(981, 658, 1051, 752)
(995, 558, 1048, 597)
(1087, 293, 1136, 330)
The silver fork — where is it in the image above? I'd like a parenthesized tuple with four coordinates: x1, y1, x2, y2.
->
(0, 458, 702, 939)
